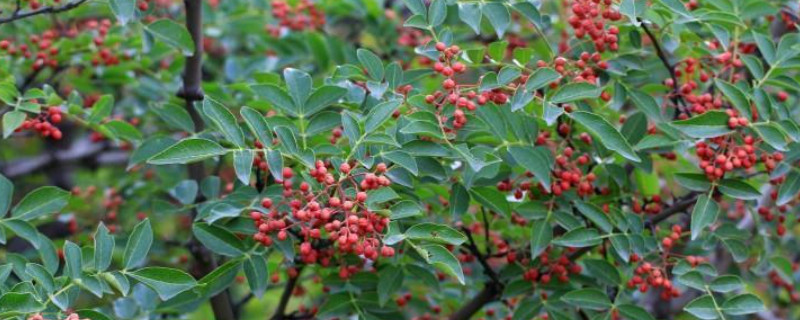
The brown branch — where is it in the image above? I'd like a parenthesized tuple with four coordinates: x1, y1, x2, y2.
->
(638, 18, 688, 118)
(0, 0, 89, 25)
(449, 194, 701, 320)
(271, 265, 305, 320)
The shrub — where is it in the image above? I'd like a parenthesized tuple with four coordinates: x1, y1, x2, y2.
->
(0, 0, 798, 319)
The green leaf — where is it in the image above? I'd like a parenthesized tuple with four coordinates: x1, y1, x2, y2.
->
(672, 110, 732, 138)
(628, 89, 663, 122)
(458, 3, 482, 34)
(266, 149, 284, 181)
(383, 150, 418, 176)
(690, 195, 719, 240)
(715, 79, 752, 120)
(684, 295, 718, 320)
(104, 120, 143, 143)
(152, 102, 193, 131)
(365, 99, 402, 133)
(753, 122, 789, 151)
(63, 241, 82, 280)
(305, 86, 346, 116)
(145, 19, 195, 56)
(710, 275, 744, 293)
(777, 170, 800, 206)
(620, 0, 646, 25)
(275, 126, 299, 154)
(721, 294, 765, 315)
(233, 150, 254, 185)
(11, 186, 70, 221)
(94, 223, 114, 272)
(428, 0, 447, 27)
(573, 201, 614, 233)
(508, 146, 553, 192)
(449, 183, 470, 217)
(2, 111, 25, 138)
(317, 292, 353, 316)
(203, 97, 245, 147)
(470, 187, 511, 216)
(526, 68, 560, 92)
(192, 223, 247, 257)
(284, 68, 313, 112)
(240, 106, 272, 144)
(88, 95, 114, 124)
(483, 3, 510, 37)
(553, 227, 601, 247)
(108, 0, 135, 25)
(530, 219, 552, 258)
(618, 304, 655, 320)
(403, 0, 427, 17)
(148, 138, 227, 165)
(123, 219, 153, 270)
(0, 292, 44, 314)
(568, 111, 641, 162)
(26, 263, 54, 293)
(718, 179, 761, 200)
(583, 259, 621, 285)
(377, 265, 404, 306)
(549, 82, 602, 104)
(251, 84, 298, 116)
(678, 270, 707, 291)
(561, 288, 612, 310)
(243, 254, 269, 297)
(0, 174, 11, 215)
(675, 173, 712, 191)
(406, 223, 466, 245)
(390, 201, 423, 220)
(129, 267, 197, 300)
(421, 244, 465, 285)
(357, 49, 384, 81)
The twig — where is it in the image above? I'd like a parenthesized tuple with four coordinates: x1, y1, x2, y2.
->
(0, 0, 89, 25)
(638, 18, 688, 118)
(271, 265, 305, 320)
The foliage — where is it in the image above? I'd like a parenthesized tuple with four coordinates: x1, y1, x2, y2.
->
(0, 0, 799, 319)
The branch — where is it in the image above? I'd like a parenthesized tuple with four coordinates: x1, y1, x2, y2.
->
(450, 194, 701, 320)
(0, 0, 89, 25)
(0, 138, 124, 179)
(638, 18, 688, 118)
(271, 265, 305, 320)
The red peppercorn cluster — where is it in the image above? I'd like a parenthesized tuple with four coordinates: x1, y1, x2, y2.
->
(660, 225, 683, 249)
(536, 52, 608, 85)
(769, 263, 800, 302)
(566, 0, 622, 52)
(631, 195, 664, 215)
(15, 106, 64, 139)
(28, 313, 89, 320)
(551, 147, 595, 196)
(249, 161, 396, 278)
(266, 0, 325, 36)
(694, 133, 778, 180)
(627, 262, 681, 300)
(523, 249, 583, 284)
(424, 42, 482, 131)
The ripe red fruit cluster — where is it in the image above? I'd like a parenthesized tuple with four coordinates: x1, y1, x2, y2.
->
(627, 262, 681, 300)
(694, 133, 774, 180)
(551, 147, 595, 196)
(523, 249, 583, 284)
(769, 266, 800, 302)
(249, 161, 395, 277)
(28, 313, 89, 320)
(631, 195, 663, 215)
(566, 0, 622, 52)
(16, 106, 64, 139)
(425, 42, 479, 130)
(661, 225, 682, 249)
(266, 0, 325, 36)
(537, 52, 608, 85)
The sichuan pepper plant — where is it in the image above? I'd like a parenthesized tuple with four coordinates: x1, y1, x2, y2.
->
(0, 0, 799, 319)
